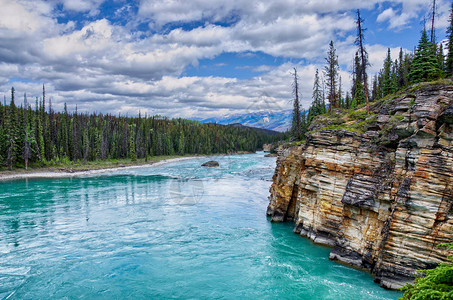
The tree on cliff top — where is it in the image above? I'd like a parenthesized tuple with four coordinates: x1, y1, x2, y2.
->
(400, 243, 453, 299)
(409, 29, 443, 83)
(291, 68, 302, 140)
(352, 52, 366, 108)
(308, 69, 326, 124)
(446, 1, 453, 77)
(324, 41, 339, 112)
(355, 9, 370, 112)
(382, 48, 395, 96)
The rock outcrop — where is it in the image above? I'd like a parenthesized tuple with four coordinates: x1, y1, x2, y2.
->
(201, 160, 220, 167)
(267, 82, 453, 289)
(263, 144, 272, 152)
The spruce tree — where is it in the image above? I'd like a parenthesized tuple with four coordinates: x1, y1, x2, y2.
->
(409, 29, 443, 83)
(178, 133, 185, 155)
(6, 87, 18, 169)
(447, 1, 453, 77)
(300, 108, 308, 138)
(291, 68, 302, 140)
(382, 48, 393, 96)
(324, 41, 339, 111)
(308, 69, 326, 123)
(22, 93, 32, 169)
(352, 52, 364, 105)
(355, 10, 370, 112)
(345, 92, 351, 108)
(0, 99, 4, 166)
(352, 80, 365, 109)
(371, 75, 378, 101)
(397, 48, 409, 88)
(437, 43, 445, 73)
(391, 59, 399, 93)
(129, 124, 137, 160)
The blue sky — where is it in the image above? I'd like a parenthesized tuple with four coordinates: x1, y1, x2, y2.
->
(0, 0, 450, 118)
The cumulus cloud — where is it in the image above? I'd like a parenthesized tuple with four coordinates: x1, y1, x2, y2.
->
(377, 0, 450, 31)
(0, 0, 450, 119)
(60, 0, 105, 14)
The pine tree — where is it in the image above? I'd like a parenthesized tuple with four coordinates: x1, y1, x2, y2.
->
(49, 97, 57, 160)
(437, 43, 445, 73)
(129, 124, 137, 161)
(178, 133, 185, 155)
(22, 93, 32, 169)
(300, 108, 308, 138)
(391, 59, 399, 93)
(382, 48, 393, 96)
(355, 10, 370, 112)
(324, 41, 339, 112)
(72, 105, 80, 161)
(308, 69, 326, 123)
(409, 29, 443, 83)
(352, 80, 365, 109)
(0, 98, 5, 166)
(371, 75, 378, 101)
(352, 52, 365, 106)
(6, 87, 18, 169)
(397, 48, 409, 88)
(291, 68, 302, 140)
(60, 103, 69, 159)
(345, 92, 351, 108)
(447, 1, 453, 77)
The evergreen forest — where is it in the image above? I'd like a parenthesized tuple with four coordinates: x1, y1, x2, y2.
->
(0, 88, 278, 170)
(290, 5, 453, 141)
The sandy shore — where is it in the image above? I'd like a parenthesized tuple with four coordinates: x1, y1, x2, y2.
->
(0, 156, 203, 182)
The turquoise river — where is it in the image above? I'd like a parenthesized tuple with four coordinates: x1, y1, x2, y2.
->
(0, 153, 402, 299)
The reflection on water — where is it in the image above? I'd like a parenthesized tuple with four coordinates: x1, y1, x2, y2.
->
(0, 153, 401, 299)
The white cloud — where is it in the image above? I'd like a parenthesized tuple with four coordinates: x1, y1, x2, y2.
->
(377, 7, 416, 30)
(43, 19, 113, 57)
(377, 0, 451, 31)
(0, 0, 451, 119)
(60, 0, 105, 15)
(0, 0, 54, 33)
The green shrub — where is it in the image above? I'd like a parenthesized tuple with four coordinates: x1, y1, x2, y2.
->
(400, 243, 453, 300)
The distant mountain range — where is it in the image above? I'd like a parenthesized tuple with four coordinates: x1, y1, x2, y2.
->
(196, 110, 293, 132)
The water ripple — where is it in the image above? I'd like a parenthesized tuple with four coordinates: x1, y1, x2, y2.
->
(0, 153, 401, 299)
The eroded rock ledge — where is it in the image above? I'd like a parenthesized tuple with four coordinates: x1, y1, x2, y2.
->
(267, 83, 453, 290)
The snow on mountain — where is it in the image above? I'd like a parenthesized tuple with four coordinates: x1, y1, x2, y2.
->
(196, 110, 293, 132)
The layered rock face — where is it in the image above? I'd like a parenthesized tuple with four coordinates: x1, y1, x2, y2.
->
(267, 83, 453, 289)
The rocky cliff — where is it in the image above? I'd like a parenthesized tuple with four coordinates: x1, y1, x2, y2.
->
(267, 81, 453, 289)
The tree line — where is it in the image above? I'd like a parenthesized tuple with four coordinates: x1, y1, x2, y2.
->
(0, 86, 278, 170)
(291, 3, 453, 140)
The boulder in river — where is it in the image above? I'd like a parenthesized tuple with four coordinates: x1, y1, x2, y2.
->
(201, 160, 219, 167)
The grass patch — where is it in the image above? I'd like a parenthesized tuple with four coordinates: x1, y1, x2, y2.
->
(320, 115, 377, 134)
(309, 107, 377, 134)
(409, 78, 453, 93)
(285, 140, 306, 147)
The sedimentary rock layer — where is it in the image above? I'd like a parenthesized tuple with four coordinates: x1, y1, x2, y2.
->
(267, 83, 453, 289)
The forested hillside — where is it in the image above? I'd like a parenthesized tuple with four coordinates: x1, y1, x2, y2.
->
(288, 7, 453, 141)
(0, 88, 278, 170)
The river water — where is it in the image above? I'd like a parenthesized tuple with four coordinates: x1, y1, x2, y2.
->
(0, 153, 401, 299)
